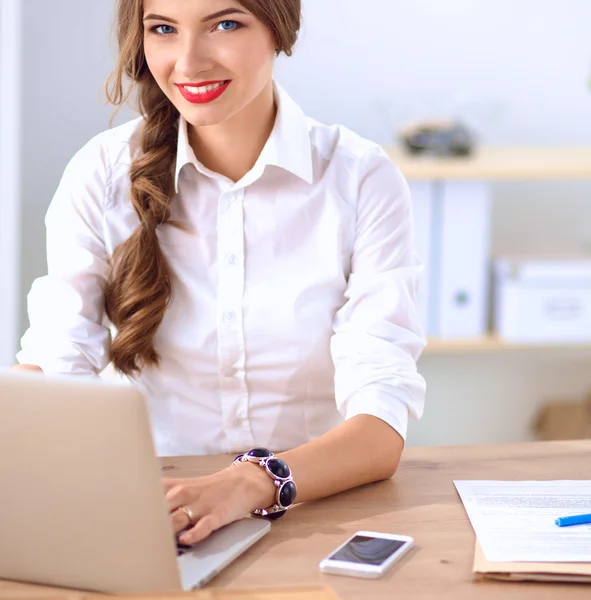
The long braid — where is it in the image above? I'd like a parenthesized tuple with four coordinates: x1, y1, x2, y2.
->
(105, 80, 179, 376)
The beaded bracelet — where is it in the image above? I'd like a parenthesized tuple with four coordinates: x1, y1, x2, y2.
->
(232, 448, 297, 519)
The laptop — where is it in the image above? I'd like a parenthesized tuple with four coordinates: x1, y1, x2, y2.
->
(0, 371, 270, 594)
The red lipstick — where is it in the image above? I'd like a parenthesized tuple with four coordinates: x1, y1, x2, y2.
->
(176, 80, 231, 104)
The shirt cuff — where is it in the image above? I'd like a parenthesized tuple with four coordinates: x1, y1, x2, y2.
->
(344, 384, 415, 442)
(16, 330, 108, 377)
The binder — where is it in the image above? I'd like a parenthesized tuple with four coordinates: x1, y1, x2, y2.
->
(409, 181, 434, 335)
(431, 181, 492, 338)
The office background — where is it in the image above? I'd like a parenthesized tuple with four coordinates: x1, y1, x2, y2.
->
(1, 0, 590, 446)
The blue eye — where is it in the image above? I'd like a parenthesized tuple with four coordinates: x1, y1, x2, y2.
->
(153, 24, 176, 36)
(217, 20, 240, 32)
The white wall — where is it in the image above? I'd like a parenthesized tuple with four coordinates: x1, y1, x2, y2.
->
(19, 0, 134, 336)
(276, 0, 591, 145)
(413, 351, 591, 446)
(0, 0, 22, 367)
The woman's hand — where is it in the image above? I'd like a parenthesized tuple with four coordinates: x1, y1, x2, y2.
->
(11, 364, 43, 373)
(164, 462, 275, 545)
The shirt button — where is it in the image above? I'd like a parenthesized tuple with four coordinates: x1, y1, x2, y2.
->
(224, 367, 237, 378)
(227, 254, 238, 266)
(224, 311, 236, 324)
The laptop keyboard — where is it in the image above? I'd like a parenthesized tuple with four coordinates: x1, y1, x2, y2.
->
(176, 541, 193, 556)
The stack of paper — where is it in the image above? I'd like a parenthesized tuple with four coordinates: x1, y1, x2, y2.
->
(473, 543, 591, 583)
(454, 480, 591, 582)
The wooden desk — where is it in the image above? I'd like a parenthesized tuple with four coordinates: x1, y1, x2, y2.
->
(2, 440, 590, 599)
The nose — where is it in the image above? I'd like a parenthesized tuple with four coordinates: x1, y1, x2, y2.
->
(176, 34, 217, 81)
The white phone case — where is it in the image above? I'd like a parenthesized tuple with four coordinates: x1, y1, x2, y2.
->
(319, 531, 414, 579)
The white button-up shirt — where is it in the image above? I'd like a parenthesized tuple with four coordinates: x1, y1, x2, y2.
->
(18, 83, 427, 456)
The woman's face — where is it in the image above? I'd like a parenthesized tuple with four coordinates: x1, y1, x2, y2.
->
(143, 0, 277, 127)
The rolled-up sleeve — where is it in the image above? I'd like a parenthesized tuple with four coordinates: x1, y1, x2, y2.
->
(17, 137, 112, 375)
(330, 147, 427, 441)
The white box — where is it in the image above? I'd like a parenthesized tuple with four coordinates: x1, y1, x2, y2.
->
(494, 258, 591, 343)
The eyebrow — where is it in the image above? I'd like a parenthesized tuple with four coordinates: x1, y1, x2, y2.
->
(143, 8, 249, 25)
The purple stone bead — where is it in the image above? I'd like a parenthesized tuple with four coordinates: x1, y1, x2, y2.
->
(247, 448, 272, 459)
(279, 481, 297, 508)
(267, 458, 291, 479)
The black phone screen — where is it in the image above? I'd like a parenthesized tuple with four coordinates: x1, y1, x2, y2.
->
(329, 535, 407, 566)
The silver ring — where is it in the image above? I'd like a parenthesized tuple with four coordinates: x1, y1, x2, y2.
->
(181, 506, 196, 525)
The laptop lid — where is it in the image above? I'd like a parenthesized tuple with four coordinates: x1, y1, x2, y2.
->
(0, 372, 182, 594)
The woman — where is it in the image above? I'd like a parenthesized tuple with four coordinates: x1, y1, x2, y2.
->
(15, 0, 426, 546)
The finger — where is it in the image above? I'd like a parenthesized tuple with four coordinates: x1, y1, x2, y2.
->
(171, 508, 190, 534)
(179, 514, 222, 545)
(171, 506, 200, 534)
(162, 478, 185, 493)
(165, 485, 192, 513)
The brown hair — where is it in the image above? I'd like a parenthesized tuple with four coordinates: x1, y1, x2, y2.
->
(105, 0, 301, 376)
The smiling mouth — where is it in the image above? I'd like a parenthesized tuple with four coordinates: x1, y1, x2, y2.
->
(176, 80, 232, 105)
(180, 81, 229, 94)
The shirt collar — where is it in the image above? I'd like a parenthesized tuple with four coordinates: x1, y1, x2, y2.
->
(174, 116, 197, 193)
(174, 81, 313, 193)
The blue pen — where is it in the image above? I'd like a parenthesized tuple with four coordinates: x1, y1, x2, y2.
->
(555, 513, 591, 527)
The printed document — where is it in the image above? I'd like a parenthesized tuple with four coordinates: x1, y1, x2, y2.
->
(454, 480, 591, 562)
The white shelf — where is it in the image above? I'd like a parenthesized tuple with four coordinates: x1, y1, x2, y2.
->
(423, 336, 591, 355)
(385, 146, 591, 181)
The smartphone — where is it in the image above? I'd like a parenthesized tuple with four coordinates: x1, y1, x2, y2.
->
(319, 531, 414, 579)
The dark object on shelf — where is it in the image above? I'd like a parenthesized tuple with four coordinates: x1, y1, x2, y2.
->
(399, 119, 476, 157)
(533, 395, 591, 441)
